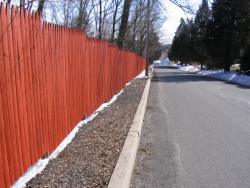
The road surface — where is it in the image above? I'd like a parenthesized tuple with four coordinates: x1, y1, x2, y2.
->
(130, 67, 250, 188)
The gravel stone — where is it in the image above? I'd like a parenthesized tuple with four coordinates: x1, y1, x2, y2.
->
(26, 78, 146, 188)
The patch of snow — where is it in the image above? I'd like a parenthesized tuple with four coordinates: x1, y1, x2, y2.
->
(125, 82, 132, 86)
(171, 63, 181, 68)
(12, 70, 145, 188)
(179, 65, 200, 72)
(177, 64, 250, 87)
(136, 70, 146, 78)
(198, 70, 250, 87)
(12, 159, 50, 188)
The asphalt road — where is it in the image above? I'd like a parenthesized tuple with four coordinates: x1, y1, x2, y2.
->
(130, 67, 250, 188)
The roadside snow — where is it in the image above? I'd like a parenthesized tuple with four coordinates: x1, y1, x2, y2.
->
(12, 70, 145, 188)
(171, 64, 250, 87)
(179, 65, 200, 72)
(136, 70, 146, 78)
(12, 91, 123, 188)
(198, 70, 250, 87)
(125, 70, 145, 87)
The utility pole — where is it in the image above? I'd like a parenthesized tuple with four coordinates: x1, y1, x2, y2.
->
(145, 0, 150, 76)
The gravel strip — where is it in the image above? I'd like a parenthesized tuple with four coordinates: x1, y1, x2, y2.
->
(26, 78, 146, 188)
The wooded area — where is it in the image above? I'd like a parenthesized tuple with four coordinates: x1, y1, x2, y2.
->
(3, 0, 167, 61)
(169, 0, 250, 73)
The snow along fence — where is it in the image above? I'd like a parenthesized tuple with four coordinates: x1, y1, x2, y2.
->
(0, 3, 145, 188)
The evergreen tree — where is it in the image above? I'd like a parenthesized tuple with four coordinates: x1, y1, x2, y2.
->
(238, 0, 250, 72)
(207, 0, 250, 71)
(169, 18, 195, 65)
(169, 18, 186, 64)
(170, 0, 250, 72)
(207, 0, 236, 71)
(193, 0, 210, 69)
(240, 46, 250, 72)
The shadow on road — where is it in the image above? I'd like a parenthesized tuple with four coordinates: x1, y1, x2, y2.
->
(152, 69, 213, 83)
(154, 66, 178, 69)
(153, 67, 250, 89)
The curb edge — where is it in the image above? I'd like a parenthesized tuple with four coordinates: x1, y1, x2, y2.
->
(108, 74, 152, 188)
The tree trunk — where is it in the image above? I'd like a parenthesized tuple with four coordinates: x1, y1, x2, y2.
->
(98, 0, 102, 39)
(145, 0, 150, 76)
(19, 0, 25, 8)
(77, 1, 84, 29)
(224, 54, 231, 72)
(117, 0, 132, 48)
(37, 0, 46, 15)
(131, 15, 138, 51)
(224, 65, 230, 72)
(224, 42, 232, 72)
(110, 5, 118, 42)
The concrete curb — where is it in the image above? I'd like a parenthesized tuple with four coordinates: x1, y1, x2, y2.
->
(108, 76, 151, 188)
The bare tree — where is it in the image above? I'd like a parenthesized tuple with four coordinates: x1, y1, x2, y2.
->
(169, 0, 194, 14)
(75, 0, 92, 32)
(117, 0, 132, 48)
(18, 0, 35, 10)
(5, 0, 194, 56)
(37, 0, 45, 14)
(62, 1, 73, 27)
(110, 0, 123, 42)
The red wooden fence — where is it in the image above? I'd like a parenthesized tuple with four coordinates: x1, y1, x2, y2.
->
(0, 3, 145, 187)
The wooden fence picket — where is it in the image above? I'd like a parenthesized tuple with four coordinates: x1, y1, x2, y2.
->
(0, 4, 145, 187)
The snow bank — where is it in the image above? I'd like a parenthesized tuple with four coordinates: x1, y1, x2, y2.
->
(174, 64, 250, 87)
(136, 70, 146, 78)
(170, 63, 181, 68)
(179, 65, 200, 72)
(12, 70, 145, 188)
(198, 70, 250, 87)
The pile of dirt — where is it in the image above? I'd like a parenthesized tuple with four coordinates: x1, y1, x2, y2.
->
(26, 78, 146, 188)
